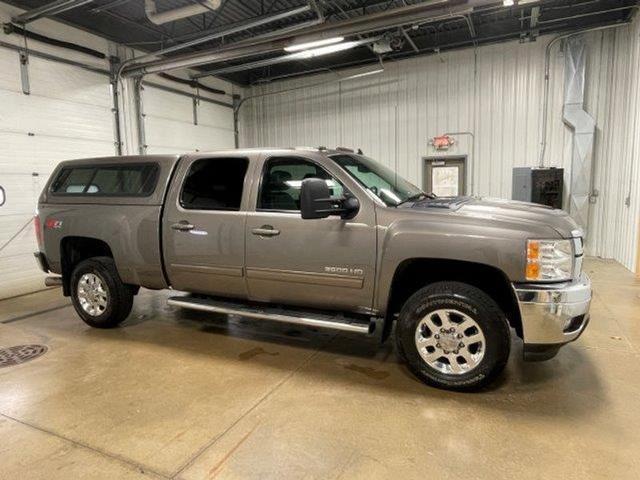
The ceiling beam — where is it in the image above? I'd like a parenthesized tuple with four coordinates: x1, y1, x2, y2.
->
(12, 0, 94, 24)
(123, 0, 486, 76)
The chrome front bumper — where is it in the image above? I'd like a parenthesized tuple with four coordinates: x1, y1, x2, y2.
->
(513, 273, 591, 359)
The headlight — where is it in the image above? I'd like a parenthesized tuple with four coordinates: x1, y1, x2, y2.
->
(526, 239, 573, 281)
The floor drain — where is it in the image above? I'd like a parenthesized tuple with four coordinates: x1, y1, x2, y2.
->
(0, 344, 48, 368)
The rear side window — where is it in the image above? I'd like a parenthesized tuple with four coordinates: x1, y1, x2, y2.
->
(51, 164, 158, 196)
(180, 158, 249, 211)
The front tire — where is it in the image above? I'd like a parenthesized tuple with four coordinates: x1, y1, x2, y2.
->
(70, 257, 134, 328)
(395, 281, 510, 391)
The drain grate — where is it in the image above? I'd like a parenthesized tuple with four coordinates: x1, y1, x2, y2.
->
(0, 344, 48, 368)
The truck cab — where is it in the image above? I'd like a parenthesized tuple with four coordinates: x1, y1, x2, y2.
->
(35, 148, 591, 391)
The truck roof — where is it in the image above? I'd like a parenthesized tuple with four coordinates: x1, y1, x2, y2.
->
(54, 147, 359, 167)
(40, 148, 359, 207)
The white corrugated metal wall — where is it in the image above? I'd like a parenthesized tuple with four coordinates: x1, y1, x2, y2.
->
(240, 22, 640, 273)
(585, 21, 640, 274)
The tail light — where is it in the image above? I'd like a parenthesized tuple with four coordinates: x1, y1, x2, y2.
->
(34, 215, 44, 250)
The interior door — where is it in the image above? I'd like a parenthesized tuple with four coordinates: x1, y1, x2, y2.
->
(162, 154, 254, 298)
(424, 157, 466, 196)
(245, 155, 377, 314)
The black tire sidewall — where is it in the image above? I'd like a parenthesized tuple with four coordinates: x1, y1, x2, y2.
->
(396, 283, 510, 391)
(70, 258, 128, 328)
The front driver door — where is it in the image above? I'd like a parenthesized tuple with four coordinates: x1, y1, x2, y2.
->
(245, 154, 377, 314)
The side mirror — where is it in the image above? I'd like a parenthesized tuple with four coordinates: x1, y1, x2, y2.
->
(300, 178, 360, 220)
(300, 178, 332, 219)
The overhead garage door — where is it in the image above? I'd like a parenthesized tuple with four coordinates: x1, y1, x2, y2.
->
(0, 48, 115, 299)
(142, 85, 235, 154)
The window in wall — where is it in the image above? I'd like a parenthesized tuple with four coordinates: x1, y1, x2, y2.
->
(258, 157, 344, 211)
(180, 157, 249, 211)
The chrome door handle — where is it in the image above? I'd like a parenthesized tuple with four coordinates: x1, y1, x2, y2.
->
(171, 221, 195, 231)
(252, 225, 280, 237)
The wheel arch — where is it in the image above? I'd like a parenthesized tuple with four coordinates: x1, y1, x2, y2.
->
(382, 258, 522, 342)
(60, 236, 115, 296)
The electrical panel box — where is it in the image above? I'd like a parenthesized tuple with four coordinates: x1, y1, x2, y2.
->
(512, 167, 564, 209)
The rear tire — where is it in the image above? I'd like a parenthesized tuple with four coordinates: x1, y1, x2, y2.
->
(70, 257, 134, 328)
(395, 281, 510, 391)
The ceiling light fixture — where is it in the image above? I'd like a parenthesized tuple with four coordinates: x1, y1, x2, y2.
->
(503, 0, 515, 5)
(284, 36, 345, 52)
(289, 41, 361, 59)
(342, 68, 384, 80)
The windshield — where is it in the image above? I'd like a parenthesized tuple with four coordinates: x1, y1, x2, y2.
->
(330, 154, 423, 207)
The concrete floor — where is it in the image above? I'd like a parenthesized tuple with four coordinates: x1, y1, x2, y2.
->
(0, 258, 639, 480)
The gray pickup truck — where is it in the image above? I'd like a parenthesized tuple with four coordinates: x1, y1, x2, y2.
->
(34, 148, 591, 390)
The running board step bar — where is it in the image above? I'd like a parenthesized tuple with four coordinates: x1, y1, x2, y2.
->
(168, 296, 376, 335)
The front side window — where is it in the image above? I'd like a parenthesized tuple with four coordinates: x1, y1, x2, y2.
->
(51, 164, 158, 196)
(258, 157, 344, 211)
(180, 157, 248, 211)
(330, 154, 422, 207)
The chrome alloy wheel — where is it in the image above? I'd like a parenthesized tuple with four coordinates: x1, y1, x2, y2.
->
(414, 308, 486, 375)
(77, 273, 108, 317)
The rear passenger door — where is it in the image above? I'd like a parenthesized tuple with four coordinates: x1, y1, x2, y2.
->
(162, 154, 255, 298)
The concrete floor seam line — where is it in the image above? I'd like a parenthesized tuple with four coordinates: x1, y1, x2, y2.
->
(169, 333, 339, 479)
(0, 304, 72, 324)
(0, 412, 171, 480)
(0, 287, 59, 302)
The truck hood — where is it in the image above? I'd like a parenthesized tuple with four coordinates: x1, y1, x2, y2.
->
(408, 196, 580, 238)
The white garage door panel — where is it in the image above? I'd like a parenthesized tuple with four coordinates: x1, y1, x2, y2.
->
(145, 116, 234, 152)
(143, 85, 235, 155)
(143, 87, 193, 122)
(198, 101, 234, 129)
(0, 51, 111, 107)
(0, 49, 20, 92)
(0, 178, 44, 300)
(29, 57, 112, 107)
(0, 90, 113, 141)
(0, 132, 113, 174)
(0, 254, 49, 300)
(0, 174, 43, 217)
(0, 45, 114, 299)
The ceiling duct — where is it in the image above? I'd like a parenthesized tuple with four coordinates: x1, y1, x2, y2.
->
(123, 0, 484, 76)
(145, 0, 221, 25)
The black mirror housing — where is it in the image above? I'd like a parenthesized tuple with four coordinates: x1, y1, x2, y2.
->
(300, 178, 360, 220)
(300, 178, 332, 219)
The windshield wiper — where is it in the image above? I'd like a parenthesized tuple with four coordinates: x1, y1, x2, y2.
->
(396, 192, 435, 206)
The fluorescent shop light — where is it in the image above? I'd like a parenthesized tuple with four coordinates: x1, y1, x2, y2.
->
(289, 41, 360, 59)
(284, 36, 345, 52)
(343, 68, 384, 80)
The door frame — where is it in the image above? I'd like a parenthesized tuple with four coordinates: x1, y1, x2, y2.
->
(422, 155, 468, 196)
(161, 152, 259, 297)
(243, 151, 378, 313)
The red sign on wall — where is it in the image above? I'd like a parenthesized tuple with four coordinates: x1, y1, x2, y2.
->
(430, 135, 455, 150)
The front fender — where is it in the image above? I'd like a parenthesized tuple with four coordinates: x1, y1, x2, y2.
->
(374, 217, 530, 314)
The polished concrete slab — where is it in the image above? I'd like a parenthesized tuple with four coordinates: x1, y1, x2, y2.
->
(0, 258, 639, 479)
